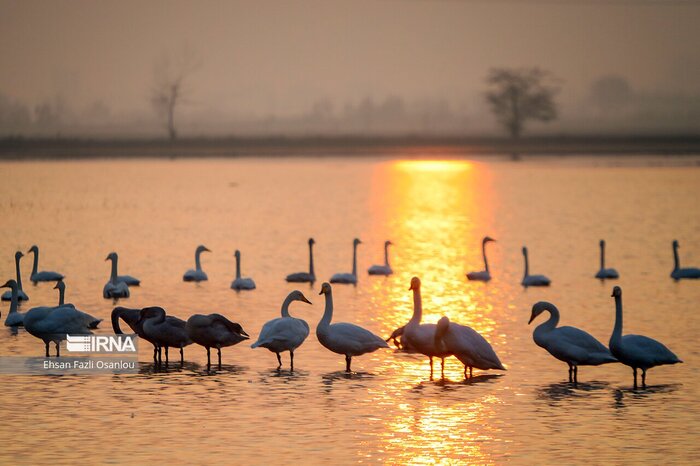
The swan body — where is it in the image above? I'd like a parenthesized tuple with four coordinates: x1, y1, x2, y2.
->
(2, 251, 29, 301)
(368, 240, 393, 275)
(330, 238, 362, 284)
(187, 313, 249, 367)
(183, 245, 210, 282)
(316, 283, 388, 371)
(103, 253, 130, 299)
(435, 316, 505, 378)
(138, 307, 192, 364)
(230, 250, 256, 290)
(251, 290, 312, 369)
(2, 280, 26, 326)
(24, 304, 94, 357)
(402, 277, 452, 378)
(286, 238, 316, 283)
(27, 245, 64, 283)
(595, 240, 619, 279)
(529, 301, 616, 383)
(521, 247, 551, 287)
(670, 240, 700, 279)
(609, 286, 682, 388)
(466, 236, 495, 282)
(52, 281, 101, 328)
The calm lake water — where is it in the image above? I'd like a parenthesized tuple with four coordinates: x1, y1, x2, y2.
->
(1, 155, 699, 465)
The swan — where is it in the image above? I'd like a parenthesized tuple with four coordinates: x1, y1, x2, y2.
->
(251, 290, 312, 370)
(27, 245, 64, 283)
(521, 247, 551, 287)
(286, 238, 316, 283)
(670, 240, 700, 280)
(51, 281, 101, 329)
(104, 252, 140, 286)
(368, 240, 393, 275)
(401, 277, 452, 379)
(2, 280, 26, 326)
(24, 304, 95, 357)
(466, 236, 496, 282)
(316, 282, 388, 372)
(2, 251, 29, 301)
(595, 240, 619, 279)
(111, 306, 159, 363)
(386, 325, 406, 349)
(183, 245, 211, 282)
(230, 250, 256, 290)
(434, 316, 505, 379)
(137, 306, 192, 364)
(609, 286, 682, 388)
(187, 313, 249, 368)
(529, 301, 617, 383)
(330, 238, 361, 284)
(103, 253, 130, 299)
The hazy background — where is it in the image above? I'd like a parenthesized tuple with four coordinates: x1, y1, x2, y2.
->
(1, 0, 700, 137)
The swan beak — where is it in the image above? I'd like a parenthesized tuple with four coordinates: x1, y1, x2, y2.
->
(527, 314, 535, 325)
(318, 289, 323, 295)
(0, 281, 10, 288)
(300, 296, 312, 305)
(53, 283, 59, 290)
(241, 329, 250, 338)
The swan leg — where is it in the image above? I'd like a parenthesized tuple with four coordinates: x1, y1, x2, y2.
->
(469, 366, 473, 379)
(206, 347, 211, 368)
(217, 347, 222, 370)
(568, 365, 573, 383)
(464, 365, 467, 379)
(641, 369, 647, 389)
(429, 357, 434, 380)
(152, 346, 158, 364)
(276, 353, 282, 369)
(158, 346, 162, 365)
(632, 368, 638, 389)
(164, 346, 169, 365)
(45, 342, 50, 357)
(55, 341, 60, 357)
(180, 346, 184, 365)
(290, 351, 294, 371)
(440, 358, 445, 380)
(345, 355, 352, 372)
(573, 366, 578, 384)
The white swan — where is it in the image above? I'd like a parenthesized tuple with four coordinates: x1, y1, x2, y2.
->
(27, 245, 64, 283)
(330, 238, 361, 284)
(609, 286, 682, 388)
(104, 251, 140, 286)
(103, 253, 130, 299)
(186, 313, 249, 368)
(1, 251, 29, 301)
(111, 306, 159, 362)
(466, 236, 496, 282)
(671, 240, 700, 280)
(595, 240, 619, 279)
(183, 245, 211, 282)
(529, 301, 617, 383)
(402, 277, 452, 379)
(138, 307, 192, 364)
(368, 240, 393, 275)
(24, 304, 95, 357)
(2, 280, 26, 327)
(230, 250, 256, 290)
(434, 316, 505, 379)
(251, 290, 312, 370)
(316, 282, 388, 372)
(521, 247, 551, 287)
(286, 238, 316, 283)
(51, 281, 102, 329)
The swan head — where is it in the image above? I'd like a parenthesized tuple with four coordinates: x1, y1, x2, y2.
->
(196, 245, 211, 254)
(230, 322, 249, 338)
(484, 236, 496, 243)
(105, 252, 117, 262)
(408, 276, 421, 291)
(600, 239, 605, 247)
(14, 251, 23, 260)
(611, 286, 622, 298)
(522, 246, 528, 256)
(673, 239, 679, 249)
(353, 238, 362, 246)
(53, 280, 65, 291)
(528, 301, 552, 324)
(136, 306, 166, 324)
(308, 238, 315, 246)
(0, 279, 17, 289)
(435, 316, 450, 337)
(319, 282, 332, 295)
(234, 250, 240, 258)
(385, 240, 393, 247)
(289, 290, 312, 305)
(28, 245, 38, 254)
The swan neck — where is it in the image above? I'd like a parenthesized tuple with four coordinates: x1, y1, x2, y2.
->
(111, 309, 124, 334)
(319, 291, 333, 328)
(673, 243, 680, 271)
(309, 242, 315, 276)
(31, 249, 39, 276)
(195, 250, 202, 271)
(600, 242, 605, 269)
(14, 255, 23, 289)
(352, 242, 358, 276)
(280, 295, 294, 318)
(537, 304, 559, 331)
(8, 284, 18, 314)
(384, 243, 390, 266)
(110, 257, 118, 283)
(235, 254, 241, 279)
(58, 286, 65, 306)
(482, 241, 489, 272)
(523, 250, 529, 279)
(410, 287, 423, 323)
(612, 295, 623, 343)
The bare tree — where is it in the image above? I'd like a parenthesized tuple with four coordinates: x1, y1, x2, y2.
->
(151, 49, 200, 140)
(485, 67, 559, 138)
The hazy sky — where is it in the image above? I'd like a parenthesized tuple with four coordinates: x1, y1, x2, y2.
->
(1, 0, 700, 124)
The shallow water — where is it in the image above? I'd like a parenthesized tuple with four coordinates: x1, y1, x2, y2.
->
(0, 156, 699, 464)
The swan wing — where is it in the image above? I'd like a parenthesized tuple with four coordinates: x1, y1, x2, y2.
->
(253, 317, 309, 349)
(448, 325, 504, 370)
(620, 334, 682, 366)
(326, 322, 388, 355)
(544, 326, 615, 365)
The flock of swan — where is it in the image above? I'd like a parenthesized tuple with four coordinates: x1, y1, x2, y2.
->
(1, 238, 694, 389)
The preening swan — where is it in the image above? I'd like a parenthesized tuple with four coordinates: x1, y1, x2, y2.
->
(521, 247, 551, 287)
(103, 253, 130, 299)
(137, 307, 193, 364)
(52, 281, 101, 329)
(2, 251, 29, 301)
(595, 240, 619, 279)
(286, 238, 316, 283)
(111, 306, 159, 362)
(330, 238, 361, 284)
(183, 245, 211, 282)
(104, 251, 140, 286)
(402, 277, 452, 379)
(368, 240, 393, 275)
(316, 282, 388, 372)
(187, 313, 249, 368)
(24, 304, 95, 357)
(529, 301, 616, 383)
(251, 290, 312, 370)
(27, 245, 64, 283)
(670, 240, 700, 280)
(435, 316, 505, 379)
(230, 250, 256, 290)
(466, 236, 496, 282)
(609, 286, 682, 388)
(2, 280, 26, 327)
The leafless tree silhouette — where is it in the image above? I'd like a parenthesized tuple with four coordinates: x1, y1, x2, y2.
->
(151, 50, 200, 140)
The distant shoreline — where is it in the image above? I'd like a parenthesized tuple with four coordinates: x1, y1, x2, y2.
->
(1, 135, 700, 160)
